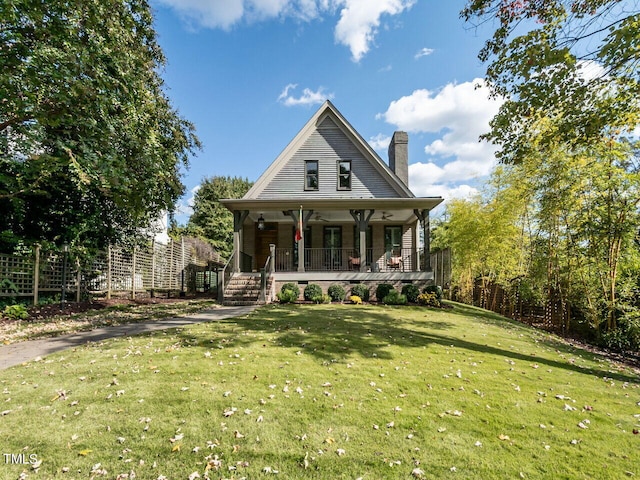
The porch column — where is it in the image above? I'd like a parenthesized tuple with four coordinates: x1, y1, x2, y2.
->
(287, 208, 313, 272)
(350, 209, 374, 272)
(233, 210, 249, 272)
(414, 209, 431, 272)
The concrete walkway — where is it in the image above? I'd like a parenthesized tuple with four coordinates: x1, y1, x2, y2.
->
(0, 305, 259, 370)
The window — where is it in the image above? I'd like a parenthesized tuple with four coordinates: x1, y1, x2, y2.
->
(384, 226, 403, 255)
(337, 160, 351, 190)
(305, 160, 318, 190)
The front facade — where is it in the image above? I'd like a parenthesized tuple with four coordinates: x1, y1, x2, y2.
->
(221, 101, 443, 300)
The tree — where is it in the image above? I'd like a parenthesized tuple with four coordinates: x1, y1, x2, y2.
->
(0, 0, 199, 250)
(187, 176, 253, 258)
(443, 184, 528, 304)
(462, 0, 640, 163)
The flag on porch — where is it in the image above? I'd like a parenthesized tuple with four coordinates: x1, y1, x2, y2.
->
(295, 206, 303, 242)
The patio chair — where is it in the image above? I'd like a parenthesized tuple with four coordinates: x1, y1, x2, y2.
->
(387, 251, 403, 271)
(348, 252, 361, 270)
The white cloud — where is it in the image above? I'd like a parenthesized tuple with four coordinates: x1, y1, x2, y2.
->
(156, 0, 246, 29)
(368, 133, 391, 152)
(173, 184, 201, 222)
(157, 0, 413, 61)
(379, 78, 504, 202)
(414, 47, 434, 59)
(334, 0, 415, 62)
(278, 84, 334, 106)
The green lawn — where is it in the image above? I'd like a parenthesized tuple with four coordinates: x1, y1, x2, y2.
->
(1, 303, 638, 479)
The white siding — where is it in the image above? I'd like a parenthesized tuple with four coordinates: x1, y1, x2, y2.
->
(257, 117, 402, 199)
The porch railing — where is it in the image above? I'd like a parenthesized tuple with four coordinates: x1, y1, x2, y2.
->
(274, 248, 417, 272)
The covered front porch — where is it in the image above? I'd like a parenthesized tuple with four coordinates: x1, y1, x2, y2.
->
(221, 198, 443, 277)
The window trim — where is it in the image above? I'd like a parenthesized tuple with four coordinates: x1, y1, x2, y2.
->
(337, 160, 352, 191)
(305, 160, 319, 191)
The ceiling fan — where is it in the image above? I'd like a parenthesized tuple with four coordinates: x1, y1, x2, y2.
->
(381, 211, 394, 220)
(314, 213, 329, 222)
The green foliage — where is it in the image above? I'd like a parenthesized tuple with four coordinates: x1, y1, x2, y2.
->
(350, 284, 370, 302)
(599, 312, 640, 354)
(327, 284, 346, 302)
(0, 0, 199, 250)
(0, 278, 18, 294)
(280, 283, 300, 298)
(423, 285, 444, 303)
(311, 294, 332, 304)
(401, 284, 420, 303)
(417, 292, 441, 308)
(303, 284, 323, 301)
(462, 0, 640, 162)
(382, 290, 407, 305)
(187, 176, 253, 258)
(441, 120, 640, 340)
(375, 283, 395, 302)
(2, 304, 29, 320)
(278, 283, 300, 303)
(276, 289, 298, 304)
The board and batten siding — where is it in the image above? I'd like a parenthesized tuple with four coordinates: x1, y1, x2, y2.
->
(257, 117, 403, 199)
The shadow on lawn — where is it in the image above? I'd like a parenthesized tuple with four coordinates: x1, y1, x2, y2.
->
(178, 304, 639, 384)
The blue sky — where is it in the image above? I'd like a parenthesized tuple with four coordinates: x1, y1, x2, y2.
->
(150, 0, 503, 222)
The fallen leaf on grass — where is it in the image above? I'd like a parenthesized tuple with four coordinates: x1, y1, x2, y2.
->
(412, 468, 425, 478)
(223, 407, 237, 417)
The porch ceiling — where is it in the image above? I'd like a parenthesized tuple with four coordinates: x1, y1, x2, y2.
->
(221, 197, 443, 224)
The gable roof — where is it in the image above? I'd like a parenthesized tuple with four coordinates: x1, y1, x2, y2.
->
(243, 100, 415, 200)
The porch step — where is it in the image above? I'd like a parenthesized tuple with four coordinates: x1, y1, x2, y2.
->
(223, 274, 273, 306)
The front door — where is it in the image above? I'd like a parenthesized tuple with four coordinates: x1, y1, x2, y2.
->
(256, 223, 277, 271)
(323, 226, 342, 270)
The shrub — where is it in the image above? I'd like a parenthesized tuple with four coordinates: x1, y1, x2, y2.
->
(349, 295, 362, 305)
(382, 290, 407, 305)
(327, 284, 346, 302)
(277, 289, 298, 304)
(280, 283, 300, 298)
(599, 314, 640, 353)
(417, 292, 440, 307)
(350, 284, 370, 302)
(303, 284, 323, 301)
(311, 294, 332, 304)
(3, 304, 28, 320)
(423, 285, 443, 302)
(376, 283, 395, 302)
(401, 284, 420, 303)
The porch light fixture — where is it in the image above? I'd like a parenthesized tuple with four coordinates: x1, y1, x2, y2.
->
(257, 214, 265, 230)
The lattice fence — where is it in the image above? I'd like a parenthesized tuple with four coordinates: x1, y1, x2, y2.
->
(0, 238, 224, 304)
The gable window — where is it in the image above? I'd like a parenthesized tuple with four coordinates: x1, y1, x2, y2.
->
(337, 160, 351, 190)
(305, 160, 319, 190)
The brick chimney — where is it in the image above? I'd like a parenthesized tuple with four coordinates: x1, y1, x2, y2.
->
(388, 131, 408, 187)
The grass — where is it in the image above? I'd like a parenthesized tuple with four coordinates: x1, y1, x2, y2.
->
(0, 298, 219, 344)
(0, 302, 638, 479)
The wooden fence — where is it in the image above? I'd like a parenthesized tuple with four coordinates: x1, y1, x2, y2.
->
(0, 238, 225, 304)
(460, 279, 571, 334)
